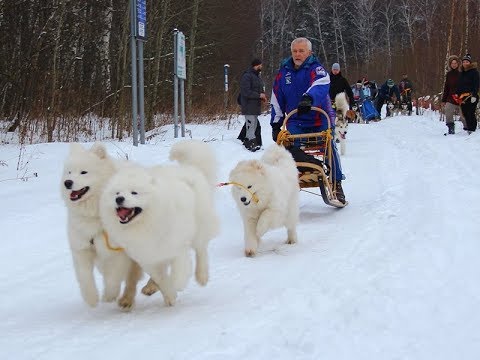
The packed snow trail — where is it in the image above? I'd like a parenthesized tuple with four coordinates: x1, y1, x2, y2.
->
(0, 114, 479, 359)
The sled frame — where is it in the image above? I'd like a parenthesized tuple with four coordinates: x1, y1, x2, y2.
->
(276, 107, 346, 208)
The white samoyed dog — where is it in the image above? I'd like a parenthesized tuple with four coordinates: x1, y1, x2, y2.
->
(61, 143, 142, 310)
(228, 144, 299, 257)
(100, 140, 219, 307)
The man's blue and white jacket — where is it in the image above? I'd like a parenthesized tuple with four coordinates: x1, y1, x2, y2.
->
(270, 55, 335, 131)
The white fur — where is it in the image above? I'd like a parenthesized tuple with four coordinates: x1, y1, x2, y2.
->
(100, 140, 219, 307)
(229, 144, 299, 257)
(60, 142, 141, 310)
(334, 92, 350, 118)
(335, 118, 347, 156)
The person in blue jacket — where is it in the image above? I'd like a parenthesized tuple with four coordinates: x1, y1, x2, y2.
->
(270, 37, 346, 204)
(376, 79, 401, 117)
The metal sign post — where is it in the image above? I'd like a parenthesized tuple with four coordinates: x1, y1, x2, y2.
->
(173, 29, 186, 138)
(224, 64, 230, 112)
(136, 0, 146, 144)
(130, 0, 146, 146)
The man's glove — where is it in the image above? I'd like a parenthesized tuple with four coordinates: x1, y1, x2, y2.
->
(471, 96, 477, 103)
(272, 124, 281, 141)
(297, 94, 313, 115)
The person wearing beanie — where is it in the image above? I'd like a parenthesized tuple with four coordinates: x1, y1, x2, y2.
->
(329, 62, 354, 108)
(237, 58, 267, 151)
(398, 73, 414, 115)
(456, 54, 479, 133)
(441, 55, 466, 134)
(376, 79, 401, 117)
(352, 80, 365, 103)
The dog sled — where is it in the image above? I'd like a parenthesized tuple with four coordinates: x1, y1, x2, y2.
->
(276, 107, 347, 208)
(360, 98, 380, 122)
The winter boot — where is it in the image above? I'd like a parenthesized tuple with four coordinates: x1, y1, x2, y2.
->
(447, 122, 455, 134)
(244, 138, 260, 152)
(334, 181, 346, 204)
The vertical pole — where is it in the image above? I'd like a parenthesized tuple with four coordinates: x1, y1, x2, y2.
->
(224, 64, 229, 112)
(180, 78, 185, 137)
(138, 40, 145, 144)
(173, 29, 179, 138)
(130, 0, 138, 146)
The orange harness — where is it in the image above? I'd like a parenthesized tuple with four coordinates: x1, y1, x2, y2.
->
(452, 92, 472, 105)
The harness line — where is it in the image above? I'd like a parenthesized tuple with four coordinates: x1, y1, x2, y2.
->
(102, 231, 124, 251)
(217, 182, 259, 203)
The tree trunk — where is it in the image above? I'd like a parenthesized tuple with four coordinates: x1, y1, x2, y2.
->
(186, 0, 201, 114)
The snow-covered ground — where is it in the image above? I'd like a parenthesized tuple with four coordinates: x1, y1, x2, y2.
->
(1, 113, 479, 360)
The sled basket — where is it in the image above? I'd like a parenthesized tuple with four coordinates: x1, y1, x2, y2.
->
(276, 107, 346, 208)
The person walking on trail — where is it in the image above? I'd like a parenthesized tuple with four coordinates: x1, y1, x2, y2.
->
(376, 79, 401, 118)
(455, 54, 479, 134)
(270, 37, 347, 204)
(329, 63, 354, 108)
(238, 58, 267, 152)
(398, 73, 414, 115)
(441, 55, 466, 134)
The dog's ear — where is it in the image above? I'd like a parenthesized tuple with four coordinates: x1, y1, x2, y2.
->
(90, 142, 108, 159)
(69, 142, 85, 154)
(251, 160, 266, 175)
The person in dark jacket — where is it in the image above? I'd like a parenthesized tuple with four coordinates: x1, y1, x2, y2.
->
(456, 53, 479, 133)
(441, 55, 465, 134)
(237, 58, 267, 151)
(329, 63, 354, 107)
(398, 73, 414, 115)
(376, 79, 401, 117)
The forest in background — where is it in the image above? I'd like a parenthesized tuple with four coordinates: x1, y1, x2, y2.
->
(0, 0, 479, 142)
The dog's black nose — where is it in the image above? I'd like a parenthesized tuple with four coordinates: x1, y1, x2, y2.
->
(115, 196, 125, 205)
(64, 180, 73, 189)
(240, 196, 247, 203)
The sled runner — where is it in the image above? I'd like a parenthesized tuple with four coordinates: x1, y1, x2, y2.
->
(276, 107, 347, 208)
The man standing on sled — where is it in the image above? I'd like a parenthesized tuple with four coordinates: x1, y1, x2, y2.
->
(270, 37, 347, 204)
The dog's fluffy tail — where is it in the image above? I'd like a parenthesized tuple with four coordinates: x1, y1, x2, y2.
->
(169, 140, 217, 187)
(261, 143, 297, 170)
(335, 92, 349, 116)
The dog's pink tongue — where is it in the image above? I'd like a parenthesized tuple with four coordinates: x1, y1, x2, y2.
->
(116, 207, 132, 220)
(70, 190, 82, 200)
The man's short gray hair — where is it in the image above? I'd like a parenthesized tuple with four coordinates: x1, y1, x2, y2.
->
(291, 37, 312, 51)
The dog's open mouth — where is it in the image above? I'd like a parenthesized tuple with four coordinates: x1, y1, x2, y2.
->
(341, 133, 346, 139)
(116, 207, 142, 224)
(70, 187, 89, 201)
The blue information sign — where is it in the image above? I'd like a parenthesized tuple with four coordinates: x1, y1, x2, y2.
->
(136, 0, 146, 40)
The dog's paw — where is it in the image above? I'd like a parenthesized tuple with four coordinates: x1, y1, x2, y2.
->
(286, 238, 297, 245)
(82, 290, 99, 308)
(117, 294, 135, 312)
(163, 292, 177, 307)
(195, 269, 209, 287)
(245, 248, 256, 257)
(141, 279, 159, 296)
